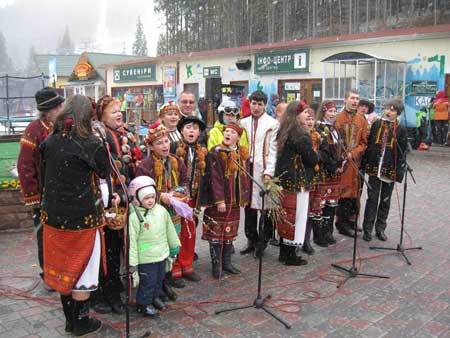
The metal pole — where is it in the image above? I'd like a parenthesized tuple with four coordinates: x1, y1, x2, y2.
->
(355, 60, 359, 91)
(338, 61, 341, 100)
(402, 63, 406, 101)
(373, 60, 377, 107)
(6, 74, 9, 121)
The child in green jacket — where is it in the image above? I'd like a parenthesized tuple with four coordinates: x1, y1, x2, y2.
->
(415, 107, 429, 150)
(128, 176, 181, 317)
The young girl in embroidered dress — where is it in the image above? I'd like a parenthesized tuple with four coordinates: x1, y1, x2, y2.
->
(202, 122, 250, 278)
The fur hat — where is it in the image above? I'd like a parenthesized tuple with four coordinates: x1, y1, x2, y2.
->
(35, 87, 65, 111)
(177, 115, 206, 132)
(224, 122, 244, 136)
(96, 95, 121, 120)
(159, 101, 182, 117)
(145, 121, 168, 144)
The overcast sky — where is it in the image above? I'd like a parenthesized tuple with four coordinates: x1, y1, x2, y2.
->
(0, 0, 161, 67)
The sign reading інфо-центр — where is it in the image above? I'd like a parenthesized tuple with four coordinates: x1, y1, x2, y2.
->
(255, 50, 310, 74)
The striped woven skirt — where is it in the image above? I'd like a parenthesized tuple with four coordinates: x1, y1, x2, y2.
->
(43, 225, 105, 294)
(277, 190, 309, 245)
(202, 204, 241, 242)
(316, 177, 342, 206)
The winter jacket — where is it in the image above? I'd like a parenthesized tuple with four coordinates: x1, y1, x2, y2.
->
(40, 132, 110, 230)
(433, 90, 449, 121)
(200, 144, 250, 208)
(416, 110, 427, 128)
(335, 109, 368, 198)
(129, 204, 181, 266)
(17, 118, 52, 206)
(275, 133, 319, 192)
(363, 118, 408, 183)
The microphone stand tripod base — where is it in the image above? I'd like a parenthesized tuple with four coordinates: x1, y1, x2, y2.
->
(213, 154, 291, 329)
(369, 244, 422, 266)
(215, 294, 292, 329)
(331, 264, 390, 288)
(370, 161, 422, 266)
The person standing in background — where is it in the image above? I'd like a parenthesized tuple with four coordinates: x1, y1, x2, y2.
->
(158, 101, 183, 152)
(265, 93, 280, 118)
(315, 101, 344, 246)
(334, 89, 368, 238)
(17, 87, 64, 289)
(207, 99, 249, 150)
(362, 99, 408, 242)
(432, 90, 449, 146)
(240, 90, 279, 257)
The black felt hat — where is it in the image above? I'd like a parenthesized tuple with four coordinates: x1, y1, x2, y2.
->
(35, 87, 65, 111)
(177, 115, 206, 132)
(358, 99, 375, 114)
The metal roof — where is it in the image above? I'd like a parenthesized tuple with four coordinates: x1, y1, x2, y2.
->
(99, 24, 450, 68)
(321, 51, 404, 63)
(33, 54, 80, 77)
(34, 52, 142, 79)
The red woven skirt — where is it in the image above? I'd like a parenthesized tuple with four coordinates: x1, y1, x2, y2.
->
(316, 177, 342, 205)
(308, 188, 323, 217)
(202, 204, 241, 242)
(277, 190, 298, 241)
(43, 225, 102, 295)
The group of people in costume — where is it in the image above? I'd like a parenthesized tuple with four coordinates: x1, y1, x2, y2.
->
(17, 86, 408, 336)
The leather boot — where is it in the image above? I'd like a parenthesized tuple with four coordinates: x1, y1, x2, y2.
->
(278, 241, 289, 263)
(254, 240, 268, 258)
(106, 293, 125, 315)
(222, 242, 241, 274)
(312, 217, 328, 247)
(209, 243, 224, 279)
(165, 273, 185, 289)
(240, 240, 255, 255)
(323, 216, 337, 244)
(302, 218, 315, 255)
(285, 246, 308, 266)
(162, 280, 177, 301)
(60, 294, 73, 334)
(72, 299, 102, 337)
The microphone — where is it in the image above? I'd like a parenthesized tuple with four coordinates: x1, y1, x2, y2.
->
(92, 120, 107, 141)
(216, 148, 232, 153)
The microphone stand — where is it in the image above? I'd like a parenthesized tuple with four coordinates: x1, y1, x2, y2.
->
(331, 123, 389, 287)
(96, 125, 148, 338)
(214, 151, 291, 329)
(369, 141, 422, 265)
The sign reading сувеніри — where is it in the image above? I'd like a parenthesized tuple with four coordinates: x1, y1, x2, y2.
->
(114, 64, 157, 82)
